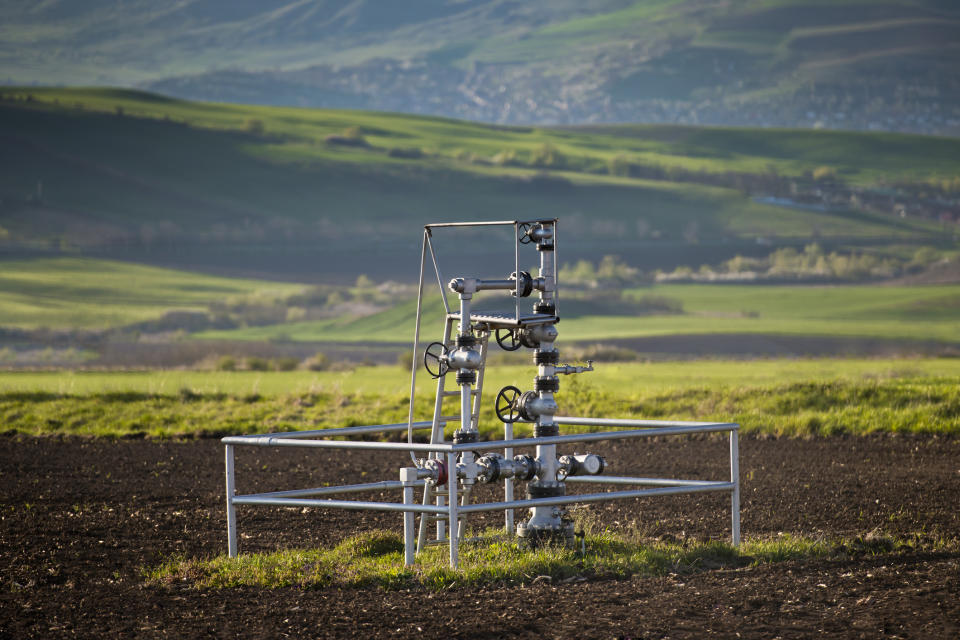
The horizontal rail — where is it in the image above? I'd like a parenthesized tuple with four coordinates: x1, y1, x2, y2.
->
(452, 422, 739, 453)
(223, 421, 435, 442)
(425, 219, 555, 229)
(457, 482, 736, 514)
(565, 476, 725, 487)
(221, 436, 455, 453)
(230, 496, 447, 515)
(555, 416, 742, 429)
(239, 480, 425, 500)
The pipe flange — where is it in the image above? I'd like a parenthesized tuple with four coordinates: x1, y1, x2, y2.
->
(533, 423, 559, 438)
(534, 349, 559, 365)
(533, 301, 556, 315)
(455, 334, 476, 348)
(456, 370, 477, 386)
(452, 430, 478, 444)
(526, 484, 565, 499)
(510, 271, 534, 298)
(534, 375, 560, 393)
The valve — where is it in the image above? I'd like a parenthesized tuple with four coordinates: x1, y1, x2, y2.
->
(423, 342, 450, 378)
(518, 222, 533, 244)
(495, 328, 521, 351)
(495, 385, 523, 423)
(494, 386, 557, 423)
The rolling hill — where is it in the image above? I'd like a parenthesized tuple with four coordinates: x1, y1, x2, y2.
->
(1, 87, 955, 281)
(1, 1, 958, 134)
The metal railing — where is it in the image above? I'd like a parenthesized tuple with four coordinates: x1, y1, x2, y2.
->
(222, 416, 740, 568)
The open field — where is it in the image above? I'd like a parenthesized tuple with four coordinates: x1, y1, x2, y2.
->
(0, 257, 301, 330)
(194, 283, 960, 344)
(2, 358, 959, 396)
(2, 434, 958, 637)
(0, 360, 957, 438)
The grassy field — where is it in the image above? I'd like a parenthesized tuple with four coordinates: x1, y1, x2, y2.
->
(193, 283, 960, 343)
(1, 359, 957, 438)
(0, 88, 951, 267)
(0, 257, 301, 330)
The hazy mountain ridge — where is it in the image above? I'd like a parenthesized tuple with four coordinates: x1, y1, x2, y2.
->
(3, 1, 959, 134)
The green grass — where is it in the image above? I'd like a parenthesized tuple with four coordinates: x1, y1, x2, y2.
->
(1, 360, 957, 438)
(145, 527, 940, 590)
(0, 89, 951, 259)
(0, 257, 301, 329)
(194, 283, 960, 343)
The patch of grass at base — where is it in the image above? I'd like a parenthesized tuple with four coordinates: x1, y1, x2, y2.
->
(145, 528, 945, 591)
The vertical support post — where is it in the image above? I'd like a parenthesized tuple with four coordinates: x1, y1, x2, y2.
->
(503, 421, 514, 533)
(446, 452, 459, 569)
(225, 444, 237, 557)
(514, 221, 520, 323)
(400, 468, 417, 567)
(730, 429, 740, 546)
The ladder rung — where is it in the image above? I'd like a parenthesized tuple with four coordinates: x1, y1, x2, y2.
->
(439, 415, 461, 421)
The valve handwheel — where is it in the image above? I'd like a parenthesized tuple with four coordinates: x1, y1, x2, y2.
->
(518, 222, 533, 244)
(495, 385, 523, 423)
(496, 328, 521, 351)
(423, 342, 450, 378)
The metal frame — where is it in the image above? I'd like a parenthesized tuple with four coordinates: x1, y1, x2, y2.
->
(221, 218, 741, 569)
(222, 417, 740, 568)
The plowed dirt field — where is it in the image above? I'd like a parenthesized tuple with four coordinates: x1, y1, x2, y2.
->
(2, 434, 958, 638)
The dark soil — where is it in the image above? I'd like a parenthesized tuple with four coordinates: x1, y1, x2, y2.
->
(1, 434, 958, 638)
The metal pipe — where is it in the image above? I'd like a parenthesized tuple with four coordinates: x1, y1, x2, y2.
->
(730, 430, 741, 546)
(426, 231, 450, 314)
(222, 436, 455, 453)
(565, 476, 727, 487)
(238, 480, 425, 500)
(514, 220, 520, 323)
(554, 416, 741, 429)
(230, 496, 446, 514)
(407, 231, 429, 463)
(503, 421, 514, 533)
(225, 444, 237, 557)
(451, 423, 739, 453)
(425, 221, 519, 228)
(458, 483, 736, 514)
(401, 468, 418, 566)
(447, 451, 459, 569)
(224, 421, 435, 441)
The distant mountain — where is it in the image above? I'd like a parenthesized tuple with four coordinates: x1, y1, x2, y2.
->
(2, 1, 959, 134)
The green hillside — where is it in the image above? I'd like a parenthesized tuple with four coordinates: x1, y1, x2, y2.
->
(1, 87, 952, 280)
(193, 283, 960, 344)
(0, 258, 301, 330)
(3, 1, 957, 133)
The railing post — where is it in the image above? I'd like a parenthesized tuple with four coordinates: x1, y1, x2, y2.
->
(400, 467, 418, 567)
(225, 444, 237, 557)
(503, 421, 514, 533)
(730, 429, 740, 546)
(446, 452, 459, 569)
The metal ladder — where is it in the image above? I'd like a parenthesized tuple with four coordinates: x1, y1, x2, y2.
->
(416, 316, 490, 552)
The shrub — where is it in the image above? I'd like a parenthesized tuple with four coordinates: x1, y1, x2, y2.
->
(246, 357, 270, 371)
(216, 356, 237, 371)
(273, 357, 299, 372)
(305, 352, 331, 371)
